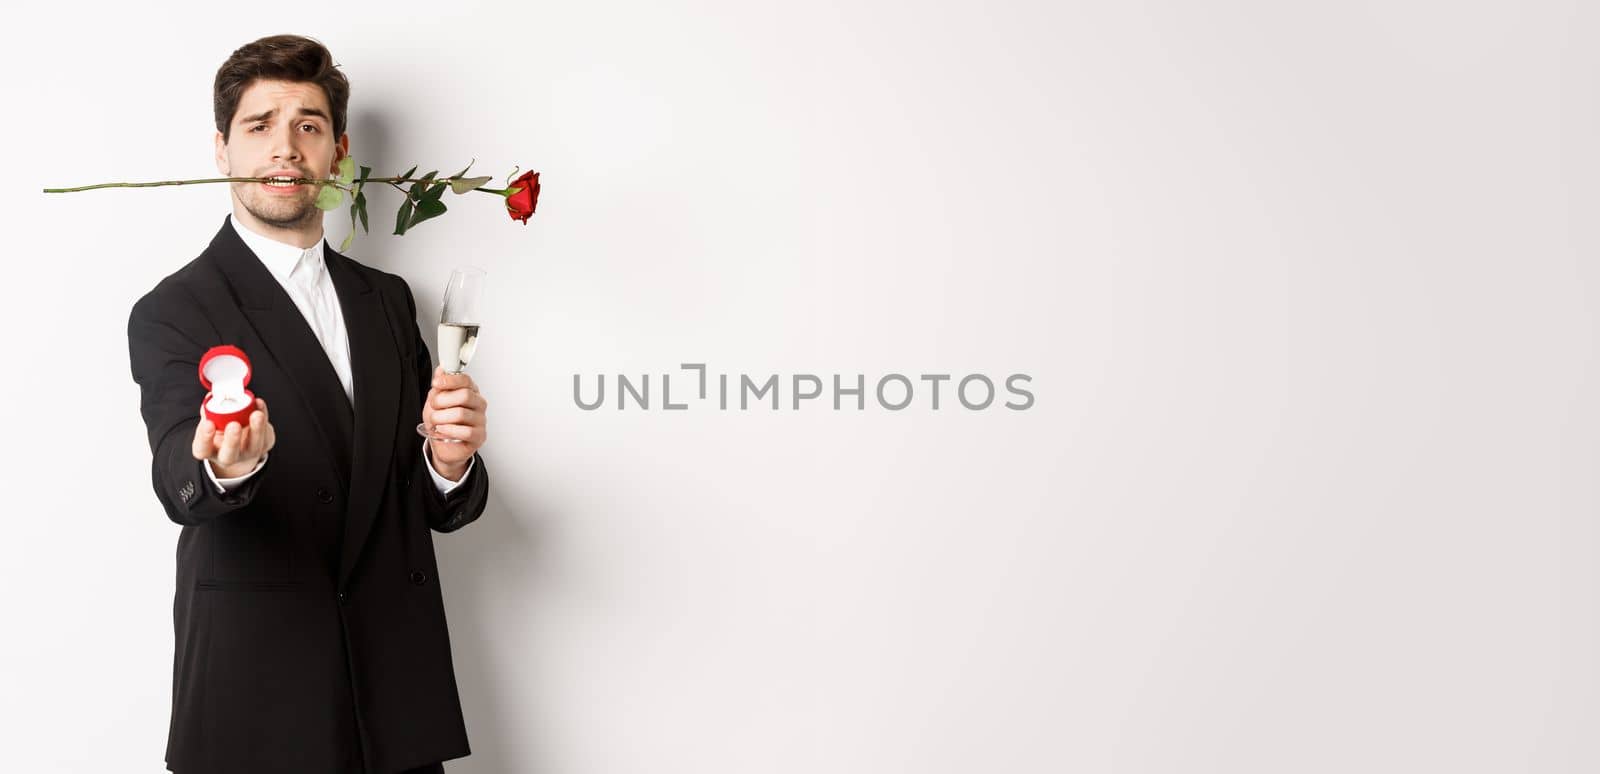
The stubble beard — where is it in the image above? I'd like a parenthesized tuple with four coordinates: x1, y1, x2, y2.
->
(234, 181, 321, 230)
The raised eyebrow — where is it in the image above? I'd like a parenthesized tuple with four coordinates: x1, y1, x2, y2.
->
(238, 107, 331, 125)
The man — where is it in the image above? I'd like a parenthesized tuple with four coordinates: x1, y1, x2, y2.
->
(127, 35, 491, 774)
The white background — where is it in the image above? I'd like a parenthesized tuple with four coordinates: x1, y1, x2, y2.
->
(7, 1, 1597, 771)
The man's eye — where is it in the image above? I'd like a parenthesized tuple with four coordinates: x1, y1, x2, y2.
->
(300, 124, 318, 132)
(250, 125, 266, 132)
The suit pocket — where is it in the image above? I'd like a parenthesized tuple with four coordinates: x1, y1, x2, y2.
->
(206, 509, 294, 584)
(196, 580, 302, 591)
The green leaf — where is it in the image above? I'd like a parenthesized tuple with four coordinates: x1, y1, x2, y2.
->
(400, 165, 418, 180)
(423, 181, 449, 202)
(358, 164, 372, 183)
(405, 170, 438, 206)
(336, 156, 356, 185)
(355, 190, 368, 232)
(409, 197, 448, 229)
(340, 229, 355, 252)
(394, 199, 415, 236)
(315, 184, 344, 210)
(450, 175, 493, 194)
(451, 158, 476, 179)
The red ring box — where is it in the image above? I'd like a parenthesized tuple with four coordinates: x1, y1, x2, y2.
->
(198, 345, 259, 429)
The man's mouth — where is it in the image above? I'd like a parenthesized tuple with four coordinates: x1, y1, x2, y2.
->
(258, 174, 309, 195)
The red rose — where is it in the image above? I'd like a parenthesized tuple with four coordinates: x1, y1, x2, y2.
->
(505, 170, 540, 224)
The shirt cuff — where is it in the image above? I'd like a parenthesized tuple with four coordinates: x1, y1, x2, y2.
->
(204, 453, 268, 494)
(423, 443, 474, 495)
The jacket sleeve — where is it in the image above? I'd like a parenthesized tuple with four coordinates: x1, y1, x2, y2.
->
(400, 277, 489, 533)
(128, 288, 266, 525)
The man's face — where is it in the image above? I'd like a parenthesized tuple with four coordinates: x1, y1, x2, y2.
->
(214, 78, 349, 231)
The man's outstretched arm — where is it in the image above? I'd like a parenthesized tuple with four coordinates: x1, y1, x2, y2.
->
(128, 291, 275, 525)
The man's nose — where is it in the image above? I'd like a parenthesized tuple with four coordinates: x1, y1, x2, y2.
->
(271, 133, 303, 165)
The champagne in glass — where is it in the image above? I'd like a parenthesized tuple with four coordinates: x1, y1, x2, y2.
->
(418, 266, 486, 442)
(436, 322, 481, 373)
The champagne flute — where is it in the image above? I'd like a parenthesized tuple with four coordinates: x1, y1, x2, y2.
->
(417, 266, 486, 442)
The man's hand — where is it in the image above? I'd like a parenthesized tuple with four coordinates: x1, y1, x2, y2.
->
(192, 398, 276, 478)
(424, 367, 488, 480)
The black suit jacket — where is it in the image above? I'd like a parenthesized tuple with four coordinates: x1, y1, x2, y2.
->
(127, 214, 490, 774)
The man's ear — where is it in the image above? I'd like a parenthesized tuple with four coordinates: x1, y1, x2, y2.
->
(214, 131, 228, 176)
(333, 133, 350, 171)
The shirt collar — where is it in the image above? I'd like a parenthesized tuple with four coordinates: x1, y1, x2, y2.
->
(230, 212, 326, 283)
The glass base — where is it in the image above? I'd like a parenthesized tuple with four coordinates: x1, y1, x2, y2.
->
(417, 423, 467, 443)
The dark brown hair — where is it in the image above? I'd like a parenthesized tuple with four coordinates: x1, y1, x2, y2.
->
(214, 35, 349, 143)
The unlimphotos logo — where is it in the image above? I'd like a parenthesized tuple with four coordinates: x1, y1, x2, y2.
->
(574, 364, 1034, 411)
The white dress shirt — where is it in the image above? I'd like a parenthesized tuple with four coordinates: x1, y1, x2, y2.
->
(205, 213, 474, 496)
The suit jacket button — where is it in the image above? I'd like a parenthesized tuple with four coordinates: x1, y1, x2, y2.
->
(316, 487, 334, 504)
(410, 570, 428, 585)
(336, 591, 348, 605)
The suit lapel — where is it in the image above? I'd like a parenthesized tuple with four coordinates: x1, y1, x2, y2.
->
(208, 216, 355, 485)
(326, 244, 403, 590)
(205, 215, 404, 588)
